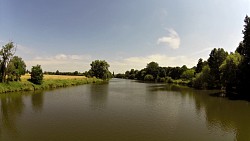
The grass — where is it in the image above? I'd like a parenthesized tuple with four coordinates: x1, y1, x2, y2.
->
(0, 74, 103, 94)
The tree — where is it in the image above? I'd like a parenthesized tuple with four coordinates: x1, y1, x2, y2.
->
(146, 62, 159, 79)
(207, 48, 228, 88)
(89, 60, 111, 79)
(30, 65, 43, 85)
(220, 53, 242, 93)
(236, 15, 250, 95)
(0, 42, 16, 82)
(7, 56, 26, 81)
(192, 65, 212, 89)
(195, 58, 203, 74)
(181, 69, 195, 80)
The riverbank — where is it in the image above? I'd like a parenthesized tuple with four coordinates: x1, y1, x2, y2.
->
(0, 74, 103, 93)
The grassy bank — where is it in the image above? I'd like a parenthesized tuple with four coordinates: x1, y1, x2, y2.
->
(0, 74, 103, 93)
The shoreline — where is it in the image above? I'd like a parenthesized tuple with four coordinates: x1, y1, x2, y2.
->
(0, 77, 103, 94)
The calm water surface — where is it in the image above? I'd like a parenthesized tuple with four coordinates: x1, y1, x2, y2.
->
(1, 78, 250, 141)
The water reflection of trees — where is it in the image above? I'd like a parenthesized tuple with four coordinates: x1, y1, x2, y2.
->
(0, 93, 24, 136)
(89, 83, 109, 110)
(0, 91, 44, 138)
(192, 91, 250, 141)
(147, 83, 250, 140)
(31, 91, 44, 112)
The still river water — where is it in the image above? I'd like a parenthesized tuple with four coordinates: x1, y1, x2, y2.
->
(0, 78, 250, 141)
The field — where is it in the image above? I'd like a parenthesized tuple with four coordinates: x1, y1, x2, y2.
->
(21, 74, 87, 80)
(0, 74, 102, 94)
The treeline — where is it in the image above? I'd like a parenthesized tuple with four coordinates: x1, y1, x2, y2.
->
(116, 63, 193, 84)
(44, 70, 84, 76)
(0, 42, 112, 85)
(44, 60, 113, 80)
(116, 15, 250, 97)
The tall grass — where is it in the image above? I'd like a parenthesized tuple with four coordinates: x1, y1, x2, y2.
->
(0, 75, 103, 93)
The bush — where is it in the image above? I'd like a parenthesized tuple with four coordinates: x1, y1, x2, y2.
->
(30, 65, 43, 85)
(165, 77, 173, 83)
(144, 74, 154, 81)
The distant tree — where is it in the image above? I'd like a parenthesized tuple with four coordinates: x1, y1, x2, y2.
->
(192, 65, 212, 89)
(55, 70, 60, 75)
(125, 70, 130, 78)
(89, 60, 111, 79)
(146, 62, 159, 79)
(181, 69, 195, 80)
(7, 56, 26, 81)
(30, 65, 43, 85)
(236, 15, 250, 95)
(144, 74, 154, 81)
(0, 42, 16, 82)
(73, 71, 79, 75)
(207, 48, 228, 88)
(158, 67, 166, 78)
(168, 67, 182, 80)
(195, 58, 203, 74)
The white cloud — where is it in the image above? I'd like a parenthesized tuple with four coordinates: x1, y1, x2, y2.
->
(25, 54, 92, 72)
(157, 29, 180, 49)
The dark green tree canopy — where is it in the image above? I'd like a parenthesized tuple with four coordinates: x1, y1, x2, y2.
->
(7, 56, 26, 81)
(195, 58, 203, 74)
(30, 65, 43, 85)
(146, 61, 159, 78)
(90, 60, 111, 79)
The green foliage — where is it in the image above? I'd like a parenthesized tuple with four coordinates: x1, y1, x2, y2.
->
(89, 60, 111, 80)
(220, 53, 242, 92)
(7, 56, 26, 81)
(30, 65, 43, 85)
(146, 62, 159, 79)
(207, 48, 228, 88)
(181, 69, 195, 80)
(0, 42, 16, 82)
(195, 58, 203, 74)
(0, 77, 103, 93)
(144, 74, 154, 81)
(192, 65, 212, 89)
(236, 15, 250, 95)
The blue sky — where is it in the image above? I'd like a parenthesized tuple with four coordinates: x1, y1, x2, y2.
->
(0, 0, 250, 73)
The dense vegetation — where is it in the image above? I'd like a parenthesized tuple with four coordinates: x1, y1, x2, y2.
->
(116, 15, 250, 98)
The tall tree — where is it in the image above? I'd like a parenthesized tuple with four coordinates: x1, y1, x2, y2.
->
(220, 53, 242, 93)
(195, 58, 203, 74)
(207, 48, 228, 88)
(89, 60, 111, 79)
(0, 42, 16, 82)
(237, 15, 250, 95)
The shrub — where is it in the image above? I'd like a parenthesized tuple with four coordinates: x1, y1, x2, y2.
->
(30, 65, 43, 85)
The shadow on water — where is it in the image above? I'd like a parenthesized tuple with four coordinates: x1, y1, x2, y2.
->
(89, 83, 109, 110)
(31, 91, 44, 112)
(0, 91, 44, 138)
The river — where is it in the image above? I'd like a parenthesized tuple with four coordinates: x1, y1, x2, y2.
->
(0, 78, 249, 141)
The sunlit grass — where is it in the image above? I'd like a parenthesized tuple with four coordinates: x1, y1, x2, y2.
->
(0, 74, 102, 94)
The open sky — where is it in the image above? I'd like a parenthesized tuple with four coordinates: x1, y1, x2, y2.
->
(1, 0, 250, 73)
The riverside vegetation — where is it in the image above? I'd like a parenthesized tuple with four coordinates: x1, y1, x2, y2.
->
(0, 74, 103, 93)
(115, 15, 250, 99)
(0, 42, 111, 93)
